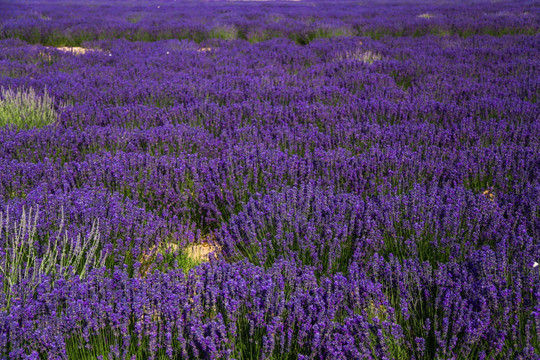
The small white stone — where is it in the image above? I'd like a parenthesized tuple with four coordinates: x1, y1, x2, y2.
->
(534, 262, 539, 268)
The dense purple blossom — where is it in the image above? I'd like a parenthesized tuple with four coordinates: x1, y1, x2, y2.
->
(0, 0, 539, 358)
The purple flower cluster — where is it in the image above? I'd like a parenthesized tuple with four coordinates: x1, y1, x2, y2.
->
(0, 0, 539, 358)
(0, 0, 537, 46)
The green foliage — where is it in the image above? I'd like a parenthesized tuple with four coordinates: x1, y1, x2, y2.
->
(210, 25, 238, 40)
(127, 14, 142, 24)
(0, 207, 105, 310)
(0, 87, 59, 129)
(65, 327, 174, 360)
(138, 242, 204, 277)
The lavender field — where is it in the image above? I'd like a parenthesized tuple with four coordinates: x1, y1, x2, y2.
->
(0, 0, 539, 359)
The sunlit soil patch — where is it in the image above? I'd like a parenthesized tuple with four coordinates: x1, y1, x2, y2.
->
(139, 235, 220, 276)
(198, 47, 213, 52)
(54, 46, 102, 55)
(37, 46, 103, 62)
(185, 242, 220, 262)
(37, 46, 104, 62)
(417, 13, 435, 19)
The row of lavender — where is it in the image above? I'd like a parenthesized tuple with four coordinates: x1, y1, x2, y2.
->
(1, 1, 540, 359)
(1, 0, 538, 46)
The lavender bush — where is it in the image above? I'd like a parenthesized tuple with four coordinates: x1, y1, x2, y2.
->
(0, 0, 538, 358)
(0, 206, 105, 310)
(0, 87, 58, 129)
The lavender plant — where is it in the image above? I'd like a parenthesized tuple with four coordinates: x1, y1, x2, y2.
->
(0, 206, 105, 309)
(0, 87, 58, 129)
(0, 0, 538, 358)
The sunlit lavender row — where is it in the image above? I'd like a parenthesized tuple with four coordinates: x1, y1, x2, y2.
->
(0, 0, 539, 359)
